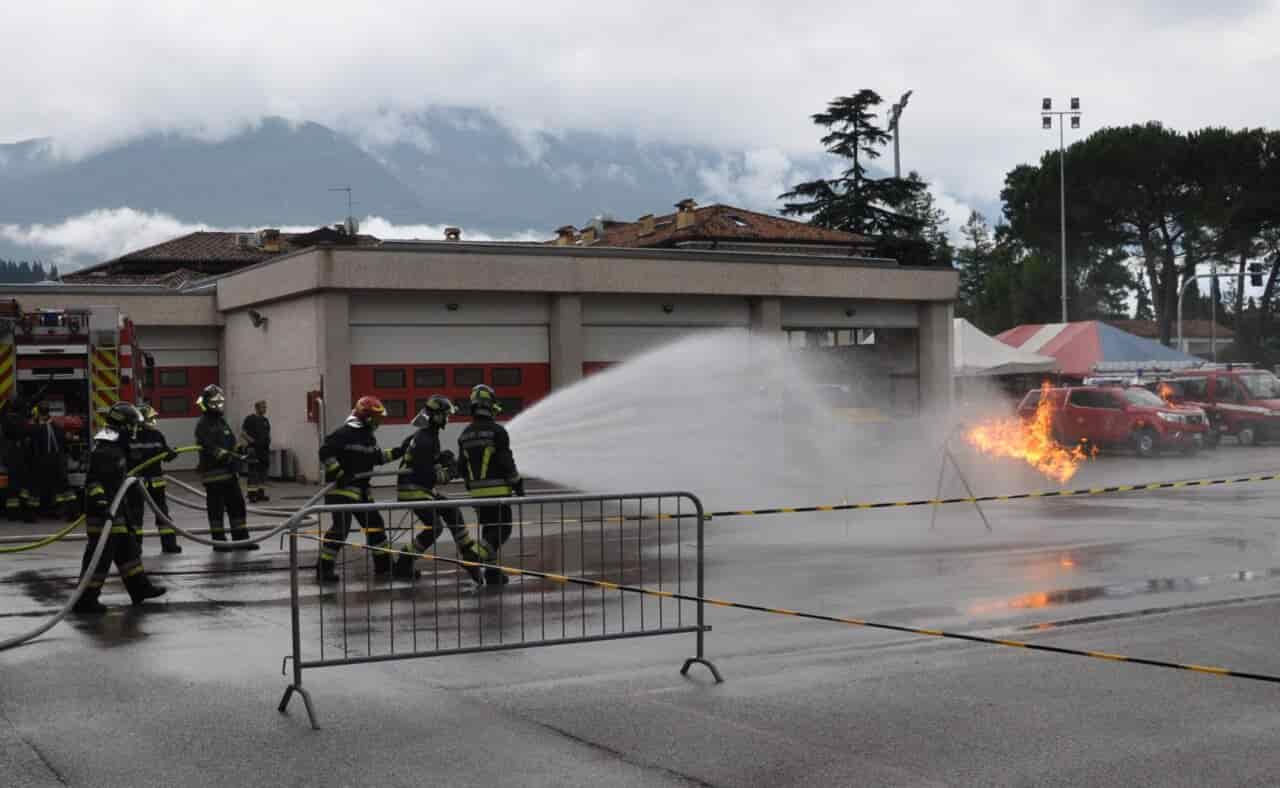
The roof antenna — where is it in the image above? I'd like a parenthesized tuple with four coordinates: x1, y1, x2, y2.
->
(328, 185, 358, 235)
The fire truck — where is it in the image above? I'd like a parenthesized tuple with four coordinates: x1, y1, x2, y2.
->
(0, 300, 148, 490)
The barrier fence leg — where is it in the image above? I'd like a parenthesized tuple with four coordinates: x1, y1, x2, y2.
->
(681, 496, 723, 683)
(279, 528, 320, 729)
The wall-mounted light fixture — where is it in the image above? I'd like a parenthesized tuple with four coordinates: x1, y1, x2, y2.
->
(445, 303, 460, 312)
(248, 309, 269, 329)
(844, 307, 857, 317)
(661, 303, 675, 314)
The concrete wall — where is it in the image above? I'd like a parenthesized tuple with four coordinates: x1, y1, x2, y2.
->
(916, 302, 955, 415)
(216, 245, 959, 311)
(0, 291, 219, 327)
(222, 295, 329, 481)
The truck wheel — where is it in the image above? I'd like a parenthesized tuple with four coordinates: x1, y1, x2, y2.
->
(1134, 428, 1159, 459)
(1237, 424, 1258, 447)
(1205, 430, 1221, 450)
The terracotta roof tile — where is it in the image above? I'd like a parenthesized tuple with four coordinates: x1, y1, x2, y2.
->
(550, 203, 873, 250)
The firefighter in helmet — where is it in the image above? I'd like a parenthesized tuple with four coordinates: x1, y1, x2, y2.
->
(73, 402, 166, 614)
(315, 395, 404, 583)
(126, 404, 181, 554)
(458, 384, 523, 585)
(25, 401, 78, 521)
(194, 385, 257, 552)
(392, 395, 488, 584)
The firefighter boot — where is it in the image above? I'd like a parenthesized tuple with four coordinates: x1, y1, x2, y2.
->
(230, 525, 259, 551)
(72, 593, 108, 615)
(160, 534, 183, 554)
(316, 558, 340, 585)
(392, 553, 421, 580)
(457, 540, 488, 586)
(211, 528, 235, 553)
(125, 574, 167, 607)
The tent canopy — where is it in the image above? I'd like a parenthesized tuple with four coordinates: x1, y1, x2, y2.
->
(953, 318, 1059, 376)
(997, 321, 1202, 378)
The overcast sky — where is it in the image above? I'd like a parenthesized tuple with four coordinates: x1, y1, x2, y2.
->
(6, 1, 1280, 235)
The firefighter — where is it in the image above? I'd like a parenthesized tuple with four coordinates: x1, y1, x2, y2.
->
(392, 395, 489, 584)
(0, 398, 24, 521)
(72, 402, 166, 614)
(126, 404, 182, 554)
(315, 395, 403, 584)
(458, 384, 523, 585)
(195, 385, 258, 552)
(26, 402, 77, 521)
(241, 400, 271, 503)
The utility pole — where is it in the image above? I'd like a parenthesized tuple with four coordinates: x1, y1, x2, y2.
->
(887, 90, 913, 180)
(1041, 98, 1081, 323)
(328, 185, 356, 233)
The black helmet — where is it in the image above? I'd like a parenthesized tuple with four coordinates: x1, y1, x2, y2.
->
(197, 384, 226, 413)
(412, 394, 455, 429)
(105, 402, 142, 430)
(469, 384, 500, 418)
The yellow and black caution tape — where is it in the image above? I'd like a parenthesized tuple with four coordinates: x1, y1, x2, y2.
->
(706, 471, 1280, 520)
(0, 446, 199, 554)
(299, 533, 1280, 687)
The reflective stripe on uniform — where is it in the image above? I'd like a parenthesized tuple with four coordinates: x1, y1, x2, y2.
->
(329, 488, 362, 501)
(147, 479, 167, 490)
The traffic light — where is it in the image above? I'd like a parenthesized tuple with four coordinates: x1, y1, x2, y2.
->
(1249, 263, 1264, 287)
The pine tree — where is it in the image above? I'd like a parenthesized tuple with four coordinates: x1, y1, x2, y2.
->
(1133, 270, 1155, 320)
(779, 90, 923, 236)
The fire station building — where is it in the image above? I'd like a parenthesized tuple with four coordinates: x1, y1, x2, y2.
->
(5, 201, 958, 480)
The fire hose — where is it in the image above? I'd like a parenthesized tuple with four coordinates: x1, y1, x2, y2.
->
(0, 477, 140, 651)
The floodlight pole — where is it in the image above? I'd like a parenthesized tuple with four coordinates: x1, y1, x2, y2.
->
(1041, 99, 1082, 323)
(888, 91, 912, 180)
(1177, 271, 1236, 356)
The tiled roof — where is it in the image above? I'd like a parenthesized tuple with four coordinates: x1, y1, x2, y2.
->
(551, 203, 873, 249)
(63, 227, 381, 287)
(1105, 319, 1235, 340)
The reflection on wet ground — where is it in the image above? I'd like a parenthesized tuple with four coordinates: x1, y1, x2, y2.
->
(971, 566, 1280, 618)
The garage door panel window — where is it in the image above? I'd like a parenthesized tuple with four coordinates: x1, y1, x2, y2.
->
(493, 367, 522, 387)
(158, 368, 188, 388)
(454, 367, 484, 387)
(383, 399, 407, 419)
(159, 396, 189, 416)
(414, 367, 446, 388)
(373, 368, 407, 389)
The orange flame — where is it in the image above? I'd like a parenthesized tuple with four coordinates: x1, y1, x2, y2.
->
(1157, 383, 1175, 404)
(963, 383, 1094, 483)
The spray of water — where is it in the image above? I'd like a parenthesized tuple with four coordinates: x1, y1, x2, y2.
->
(509, 331, 892, 511)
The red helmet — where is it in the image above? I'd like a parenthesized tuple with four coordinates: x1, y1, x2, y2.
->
(352, 395, 387, 427)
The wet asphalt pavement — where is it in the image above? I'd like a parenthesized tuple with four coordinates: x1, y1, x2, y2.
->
(4, 445, 1280, 787)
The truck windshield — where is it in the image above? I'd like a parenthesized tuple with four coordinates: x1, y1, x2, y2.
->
(1239, 372, 1280, 399)
(1122, 388, 1167, 408)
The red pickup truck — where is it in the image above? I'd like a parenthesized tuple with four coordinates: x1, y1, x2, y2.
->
(1017, 385, 1210, 457)
(1150, 369, 1280, 447)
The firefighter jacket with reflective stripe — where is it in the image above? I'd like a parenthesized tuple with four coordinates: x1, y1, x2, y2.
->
(85, 433, 130, 517)
(242, 413, 271, 450)
(320, 420, 397, 499)
(397, 427, 454, 500)
(458, 417, 520, 498)
(127, 426, 171, 479)
(195, 412, 239, 483)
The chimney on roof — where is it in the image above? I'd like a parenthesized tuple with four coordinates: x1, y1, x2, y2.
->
(579, 225, 597, 244)
(258, 228, 281, 253)
(675, 199, 697, 230)
(637, 214, 655, 237)
(554, 225, 578, 246)
(444, 227, 461, 241)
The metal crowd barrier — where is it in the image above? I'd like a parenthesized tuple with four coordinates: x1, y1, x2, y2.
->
(278, 491, 718, 729)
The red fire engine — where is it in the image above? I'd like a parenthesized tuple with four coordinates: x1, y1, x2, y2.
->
(0, 300, 148, 488)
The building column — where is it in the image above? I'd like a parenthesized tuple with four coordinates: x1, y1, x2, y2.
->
(748, 296, 782, 336)
(549, 294, 583, 391)
(917, 301, 954, 414)
(307, 291, 352, 481)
